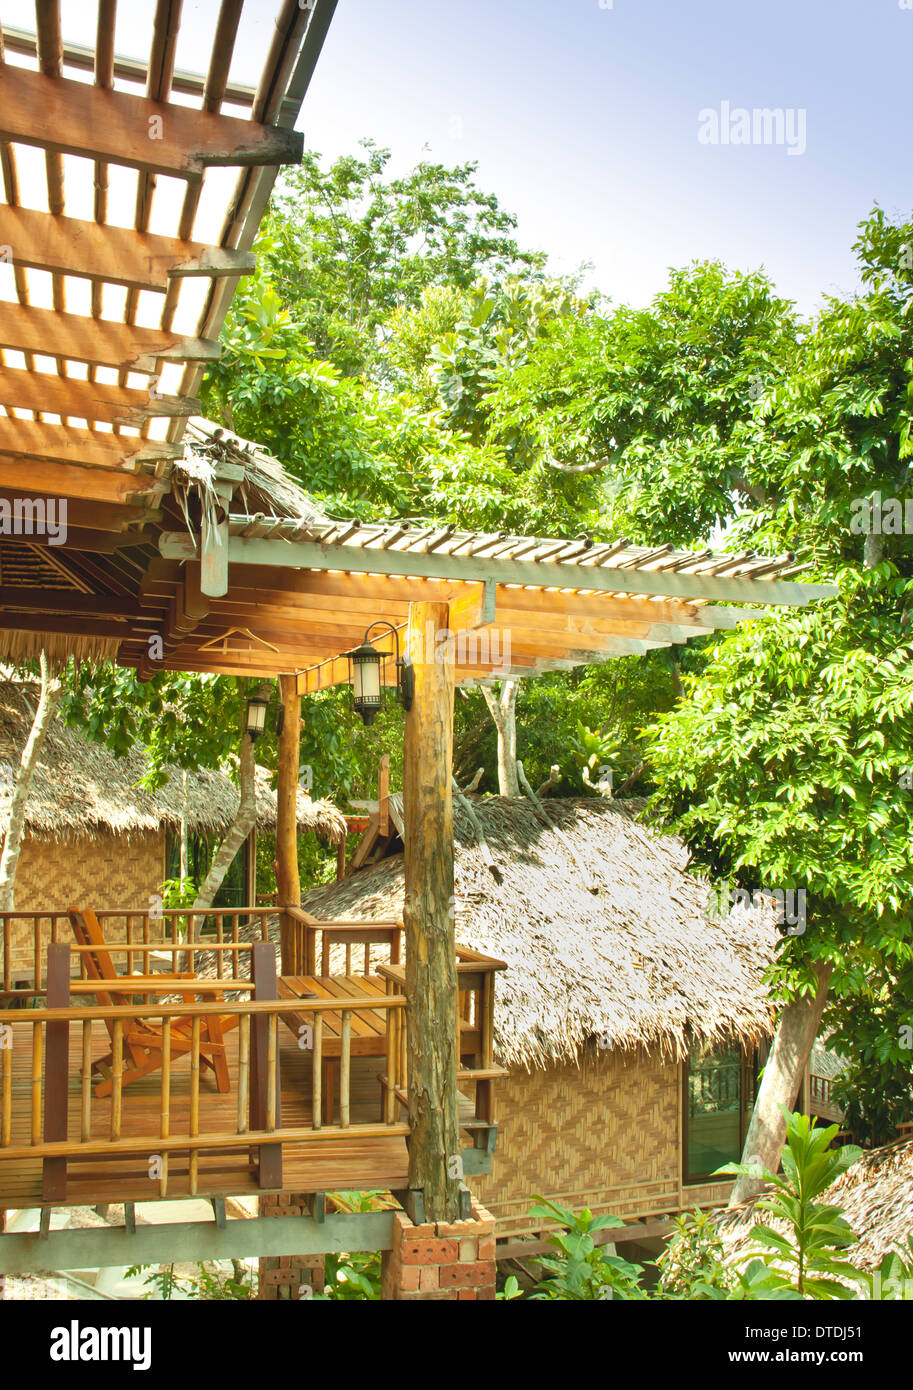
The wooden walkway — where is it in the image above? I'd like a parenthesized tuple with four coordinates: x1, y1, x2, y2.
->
(0, 1014, 408, 1208)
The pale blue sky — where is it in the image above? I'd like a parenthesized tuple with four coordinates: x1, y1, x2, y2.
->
(297, 0, 912, 316)
(10, 0, 910, 319)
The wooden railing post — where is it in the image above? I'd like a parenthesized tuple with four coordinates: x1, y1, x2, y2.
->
(250, 942, 282, 1188)
(43, 942, 70, 1201)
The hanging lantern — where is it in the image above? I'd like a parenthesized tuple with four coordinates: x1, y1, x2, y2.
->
(245, 694, 269, 742)
(345, 622, 414, 727)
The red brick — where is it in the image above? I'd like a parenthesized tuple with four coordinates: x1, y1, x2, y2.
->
(396, 1289, 458, 1301)
(458, 1289, 478, 1300)
(478, 1236, 496, 1261)
(476, 1285, 496, 1301)
(438, 1263, 481, 1289)
(396, 1264, 422, 1292)
(468, 1260, 497, 1288)
(400, 1238, 459, 1265)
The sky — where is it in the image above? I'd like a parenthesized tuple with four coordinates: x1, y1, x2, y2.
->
(5, 0, 910, 328)
(295, 0, 912, 317)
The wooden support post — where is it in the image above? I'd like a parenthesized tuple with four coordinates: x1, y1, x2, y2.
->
(402, 601, 462, 1223)
(42, 942, 70, 1202)
(276, 674, 301, 975)
(250, 943, 282, 1190)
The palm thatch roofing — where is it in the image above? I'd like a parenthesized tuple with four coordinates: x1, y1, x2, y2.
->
(716, 1137, 913, 1272)
(0, 680, 345, 846)
(299, 795, 781, 1069)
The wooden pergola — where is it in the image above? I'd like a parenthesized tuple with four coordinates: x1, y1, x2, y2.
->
(0, 4, 838, 1233)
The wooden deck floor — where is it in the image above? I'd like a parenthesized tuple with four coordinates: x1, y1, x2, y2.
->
(0, 1016, 409, 1208)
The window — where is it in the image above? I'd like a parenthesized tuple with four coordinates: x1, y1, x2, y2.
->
(164, 830, 252, 909)
(683, 1043, 758, 1185)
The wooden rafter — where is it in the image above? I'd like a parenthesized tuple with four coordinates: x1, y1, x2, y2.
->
(0, 206, 256, 292)
(0, 64, 303, 180)
(0, 302, 221, 372)
(0, 366, 198, 427)
(0, 418, 179, 470)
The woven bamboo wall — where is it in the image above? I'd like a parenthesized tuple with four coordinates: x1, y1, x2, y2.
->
(473, 1049, 730, 1239)
(8, 830, 165, 972)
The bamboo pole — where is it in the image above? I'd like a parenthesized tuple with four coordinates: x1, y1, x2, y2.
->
(111, 1019, 123, 1141)
(31, 1021, 42, 1145)
(1, 1040, 11, 1146)
(340, 1011, 351, 1128)
(188, 1015, 201, 1195)
(266, 1015, 277, 1132)
(160, 1018, 171, 1198)
(276, 673, 302, 974)
(312, 1014, 322, 1130)
(81, 1021, 92, 1142)
(237, 1013, 250, 1134)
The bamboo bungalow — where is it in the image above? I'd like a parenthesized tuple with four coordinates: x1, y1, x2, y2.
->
(298, 793, 842, 1242)
(0, 676, 345, 977)
(0, 0, 838, 1296)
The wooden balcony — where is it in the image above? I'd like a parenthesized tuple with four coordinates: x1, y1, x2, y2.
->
(0, 907, 506, 1211)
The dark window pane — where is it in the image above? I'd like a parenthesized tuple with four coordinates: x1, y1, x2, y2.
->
(687, 1044, 743, 1179)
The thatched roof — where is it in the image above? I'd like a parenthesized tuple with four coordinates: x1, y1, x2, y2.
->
(300, 795, 780, 1069)
(716, 1138, 913, 1272)
(0, 680, 345, 846)
(179, 419, 330, 528)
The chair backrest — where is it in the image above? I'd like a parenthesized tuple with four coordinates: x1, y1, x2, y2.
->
(68, 906, 135, 1020)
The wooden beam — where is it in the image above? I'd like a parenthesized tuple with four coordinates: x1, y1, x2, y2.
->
(0, 66, 303, 181)
(142, 566, 709, 628)
(0, 366, 198, 427)
(0, 417, 179, 470)
(0, 302, 221, 372)
(447, 579, 495, 632)
(0, 205, 256, 291)
(276, 674, 302, 975)
(0, 492, 152, 532)
(0, 588, 142, 618)
(0, 456, 162, 503)
(159, 532, 837, 606)
(403, 600, 462, 1222)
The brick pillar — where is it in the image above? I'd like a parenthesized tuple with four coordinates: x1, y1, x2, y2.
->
(381, 1198, 496, 1301)
(257, 1193, 325, 1300)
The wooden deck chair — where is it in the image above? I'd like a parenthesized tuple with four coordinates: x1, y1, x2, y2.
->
(68, 907, 237, 1098)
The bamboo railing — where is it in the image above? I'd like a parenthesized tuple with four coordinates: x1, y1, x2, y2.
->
(0, 907, 276, 1000)
(0, 937, 408, 1207)
(378, 943, 507, 1128)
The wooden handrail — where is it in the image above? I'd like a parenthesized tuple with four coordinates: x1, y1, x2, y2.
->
(0, 1121, 411, 1164)
(0, 994, 407, 1025)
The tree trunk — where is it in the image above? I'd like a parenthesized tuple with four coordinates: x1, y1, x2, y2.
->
(403, 600, 462, 1222)
(481, 679, 519, 796)
(191, 720, 258, 914)
(0, 652, 61, 912)
(276, 673, 302, 973)
(728, 960, 833, 1206)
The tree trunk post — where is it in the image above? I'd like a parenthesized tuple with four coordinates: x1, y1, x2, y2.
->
(729, 960, 833, 1206)
(0, 651, 61, 912)
(276, 673, 302, 975)
(403, 601, 462, 1223)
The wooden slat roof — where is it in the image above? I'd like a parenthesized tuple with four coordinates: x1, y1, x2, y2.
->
(0, 0, 335, 501)
(0, 7, 838, 687)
